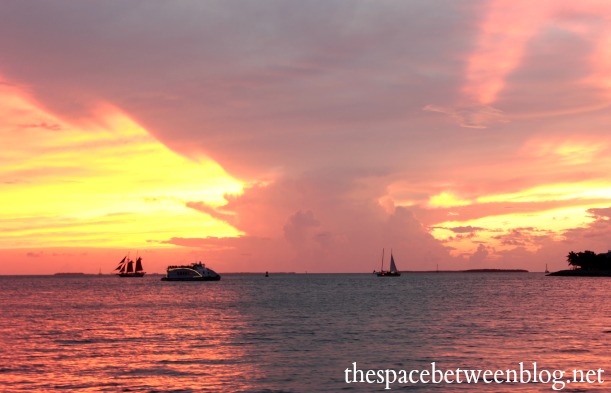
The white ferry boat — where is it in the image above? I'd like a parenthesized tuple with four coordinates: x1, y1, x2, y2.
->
(161, 261, 221, 281)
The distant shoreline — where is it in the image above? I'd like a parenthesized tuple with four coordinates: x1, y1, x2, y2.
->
(547, 269, 611, 277)
(400, 269, 529, 273)
(53, 272, 85, 276)
(3, 270, 537, 276)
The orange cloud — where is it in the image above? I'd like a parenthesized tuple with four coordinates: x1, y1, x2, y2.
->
(0, 83, 243, 250)
(520, 135, 609, 168)
(428, 192, 471, 208)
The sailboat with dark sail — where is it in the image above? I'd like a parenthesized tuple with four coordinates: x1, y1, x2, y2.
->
(115, 255, 146, 277)
(376, 248, 401, 277)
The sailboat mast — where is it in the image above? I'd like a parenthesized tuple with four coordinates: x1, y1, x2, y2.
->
(380, 248, 385, 271)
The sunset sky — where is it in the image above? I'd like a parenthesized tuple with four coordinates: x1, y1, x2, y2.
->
(3, 0, 611, 274)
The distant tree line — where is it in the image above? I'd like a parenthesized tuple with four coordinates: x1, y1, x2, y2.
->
(566, 250, 611, 271)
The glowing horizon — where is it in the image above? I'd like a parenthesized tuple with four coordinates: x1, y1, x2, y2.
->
(0, 84, 243, 251)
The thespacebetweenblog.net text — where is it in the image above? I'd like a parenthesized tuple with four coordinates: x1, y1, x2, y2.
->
(345, 362, 605, 391)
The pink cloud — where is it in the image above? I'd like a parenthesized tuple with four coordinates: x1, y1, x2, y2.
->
(177, 172, 451, 272)
(283, 210, 321, 247)
(423, 104, 508, 128)
(185, 201, 237, 226)
(462, 0, 553, 105)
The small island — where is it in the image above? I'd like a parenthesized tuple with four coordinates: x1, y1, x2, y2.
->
(461, 269, 528, 273)
(54, 272, 85, 276)
(400, 269, 529, 273)
(547, 250, 611, 277)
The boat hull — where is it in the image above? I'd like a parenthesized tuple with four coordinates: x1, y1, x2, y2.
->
(118, 272, 145, 277)
(376, 272, 401, 277)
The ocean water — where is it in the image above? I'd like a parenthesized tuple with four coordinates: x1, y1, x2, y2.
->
(0, 273, 609, 392)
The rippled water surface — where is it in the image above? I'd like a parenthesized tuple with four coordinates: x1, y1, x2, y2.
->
(0, 273, 609, 392)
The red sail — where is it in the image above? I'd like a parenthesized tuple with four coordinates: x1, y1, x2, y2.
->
(135, 257, 143, 272)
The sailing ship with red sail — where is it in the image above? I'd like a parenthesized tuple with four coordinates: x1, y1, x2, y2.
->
(115, 255, 146, 277)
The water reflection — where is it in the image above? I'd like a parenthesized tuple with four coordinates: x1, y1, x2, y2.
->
(0, 273, 609, 392)
(0, 276, 258, 392)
